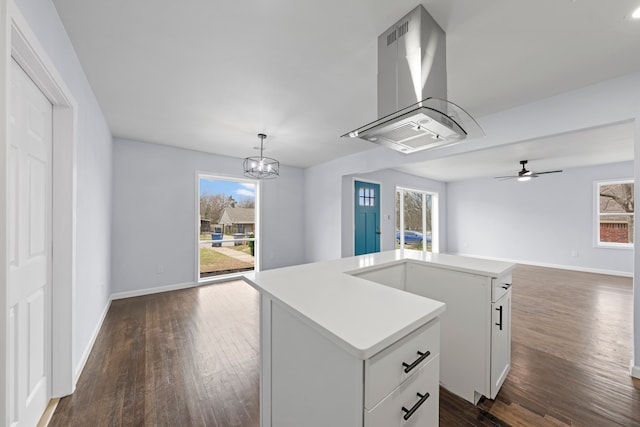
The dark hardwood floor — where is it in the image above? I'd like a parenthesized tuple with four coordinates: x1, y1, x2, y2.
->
(49, 282, 260, 427)
(50, 265, 640, 426)
(478, 265, 640, 427)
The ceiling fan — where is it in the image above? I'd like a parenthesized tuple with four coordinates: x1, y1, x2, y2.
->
(494, 160, 563, 182)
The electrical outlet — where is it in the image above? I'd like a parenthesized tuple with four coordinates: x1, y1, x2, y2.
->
(156, 263, 164, 274)
(571, 251, 579, 257)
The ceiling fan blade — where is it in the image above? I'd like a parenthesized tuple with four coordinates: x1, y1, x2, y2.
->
(534, 170, 563, 175)
(498, 161, 563, 182)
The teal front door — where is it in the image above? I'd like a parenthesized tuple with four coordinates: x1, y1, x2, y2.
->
(354, 180, 381, 255)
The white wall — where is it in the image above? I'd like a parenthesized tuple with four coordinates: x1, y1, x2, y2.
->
(111, 138, 305, 294)
(305, 72, 640, 264)
(341, 169, 447, 257)
(13, 0, 113, 378)
(447, 161, 634, 275)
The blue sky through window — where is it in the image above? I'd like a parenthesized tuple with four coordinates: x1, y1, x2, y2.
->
(200, 178, 255, 203)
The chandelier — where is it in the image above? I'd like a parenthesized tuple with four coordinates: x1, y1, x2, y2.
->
(243, 133, 279, 179)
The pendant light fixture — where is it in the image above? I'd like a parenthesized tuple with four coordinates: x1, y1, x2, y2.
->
(243, 133, 279, 179)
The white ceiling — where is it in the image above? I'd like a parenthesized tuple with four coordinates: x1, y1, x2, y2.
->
(395, 121, 635, 181)
(51, 0, 640, 173)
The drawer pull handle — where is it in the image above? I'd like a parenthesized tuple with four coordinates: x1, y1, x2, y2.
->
(495, 306, 503, 330)
(402, 392, 430, 420)
(501, 283, 512, 290)
(402, 350, 430, 373)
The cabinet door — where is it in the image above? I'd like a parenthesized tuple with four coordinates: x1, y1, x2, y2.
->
(490, 290, 511, 398)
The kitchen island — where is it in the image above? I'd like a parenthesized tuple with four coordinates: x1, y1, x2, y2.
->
(243, 250, 514, 426)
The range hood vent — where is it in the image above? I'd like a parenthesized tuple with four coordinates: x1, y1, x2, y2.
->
(343, 5, 484, 154)
(344, 97, 483, 153)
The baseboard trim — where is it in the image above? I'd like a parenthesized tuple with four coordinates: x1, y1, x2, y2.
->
(110, 281, 196, 300)
(449, 252, 633, 278)
(631, 363, 640, 379)
(73, 298, 111, 384)
(36, 398, 59, 427)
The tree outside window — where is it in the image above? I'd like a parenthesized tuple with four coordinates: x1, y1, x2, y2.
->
(396, 187, 436, 252)
(198, 176, 257, 279)
(597, 180, 634, 246)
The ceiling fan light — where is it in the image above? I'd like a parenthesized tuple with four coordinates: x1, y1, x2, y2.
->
(518, 176, 531, 182)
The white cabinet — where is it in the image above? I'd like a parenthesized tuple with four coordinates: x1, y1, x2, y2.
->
(269, 301, 363, 426)
(246, 250, 512, 427)
(365, 355, 439, 427)
(401, 263, 512, 404)
(365, 318, 440, 410)
(491, 289, 511, 398)
(263, 296, 441, 427)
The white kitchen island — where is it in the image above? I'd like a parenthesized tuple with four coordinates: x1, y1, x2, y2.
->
(243, 250, 514, 427)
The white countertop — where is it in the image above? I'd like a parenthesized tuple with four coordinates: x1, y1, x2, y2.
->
(353, 250, 515, 277)
(243, 250, 513, 360)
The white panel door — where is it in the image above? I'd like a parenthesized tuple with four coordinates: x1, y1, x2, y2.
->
(8, 58, 52, 427)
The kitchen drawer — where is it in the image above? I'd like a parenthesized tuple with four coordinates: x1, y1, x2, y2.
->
(491, 272, 512, 302)
(365, 354, 439, 427)
(364, 319, 439, 409)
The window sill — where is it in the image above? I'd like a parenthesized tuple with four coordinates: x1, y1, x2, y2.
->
(595, 243, 633, 250)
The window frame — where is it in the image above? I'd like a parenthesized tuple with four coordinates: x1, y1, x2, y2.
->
(196, 172, 260, 282)
(594, 178, 634, 249)
(395, 186, 439, 253)
(358, 186, 377, 207)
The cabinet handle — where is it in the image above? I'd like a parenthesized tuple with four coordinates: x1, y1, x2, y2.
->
(495, 306, 503, 330)
(402, 350, 430, 373)
(501, 283, 512, 290)
(402, 392, 430, 420)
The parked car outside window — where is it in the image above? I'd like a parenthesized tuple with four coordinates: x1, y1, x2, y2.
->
(395, 230, 432, 244)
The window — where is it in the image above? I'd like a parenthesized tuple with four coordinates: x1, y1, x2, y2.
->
(359, 187, 376, 206)
(596, 180, 634, 247)
(198, 175, 258, 280)
(395, 187, 438, 252)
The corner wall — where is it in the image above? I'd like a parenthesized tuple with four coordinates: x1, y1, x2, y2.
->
(111, 138, 306, 295)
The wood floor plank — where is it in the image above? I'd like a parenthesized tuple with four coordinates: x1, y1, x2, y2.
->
(50, 266, 640, 426)
(475, 265, 640, 427)
(50, 282, 259, 427)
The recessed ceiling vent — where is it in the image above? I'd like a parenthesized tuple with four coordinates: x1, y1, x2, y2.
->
(343, 5, 484, 154)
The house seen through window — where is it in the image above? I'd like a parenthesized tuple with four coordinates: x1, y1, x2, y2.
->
(597, 180, 634, 247)
(199, 175, 257, 279)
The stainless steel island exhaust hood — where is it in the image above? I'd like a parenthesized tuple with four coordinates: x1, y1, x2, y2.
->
(343, 5, 484, 153)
